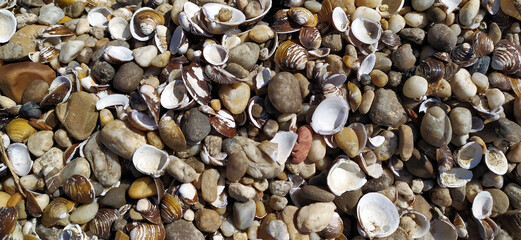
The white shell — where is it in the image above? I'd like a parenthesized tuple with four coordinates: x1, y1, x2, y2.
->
(80, 76, 110, 93)
(357, 151, 383, 178)
(430, 219, 458, 240)
(457, 141, 483, 169)
(130, 7, 162, 41)
(87, 6, 112, 28)
(484, 147, 508, 175)
(103, 46, 134, 64)
(177, 183, 198, 204)
(377, 0, 405, 17)
(8, 143, 32, 177)
(357, 192, 400, 238)
(440, 0, 462, 14)
(400, 210, 430, 239)
(58, 224, 89, 240)
(483, 0, 500, 15)
(96, 94, 130, 110)
(0, 9, 16, 43)
(128, 110, 158, 131)
(310, 96, 350, 135)
(132, 144, 170, 178)
(270, 131, 298, 165)
(332, 7, 348, 32)
(203, 44, 229, 66)
(255, 67, 271, 90)
(0, 0, 16, 9)
(160, 80, 191, 110)
(244, 0, 272, 24)
(350, 18, 382, 44)
(154, 25, 168, 53)
(179, 2, 212, 37)
(201, 3, 246, 35)
(210, 175, 228, 208)
(108, 17, 131, 40)
(327, 156, 367, 195)
(200, 144, 227, 166)
(439, 168, 473, 188)
(169, 26, 189, 55)
(357, 53, 376, 81)
(472, 191, 493, 220)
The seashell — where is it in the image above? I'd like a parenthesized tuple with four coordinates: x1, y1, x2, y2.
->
(357, 192, 400, 238)
(209, 109, 237, 138)
(272, 9, 300, 33)
(377, 0, 405, 17)
(472, 31, 494, 58)
(182, 62, 211, 106)
(58, 224, 89, 240)
(203, 44, 229, 66)
(96, 94, 130, 111)
(318, 212, 343, 239)
(210, 175, 228, 208)
(40, 76, 73, 107)
(350, 18, 382, 45)
(497, 210, 521, 237)
(436, 145, 454, 172)
(108, 16, 131, 40)
(128, 109, 157, 130)
(487, 72, 512, 91)
(178, 2, 212, 37)
(332, 7, 349, 32)
(310, 96, 350, 135)
(139, 84, 160, 124)
(0, 9, 15, 43)
(288, 7, 317, 27)
(356, 150, 383, 178)
(159, 110, 186, 151)
(415, 58, 445, 82)
(475, 217, 499, 240)
(357, 53, 376, 81)
(430, 218, 458, 240)
(177, 183, 198, 205)
(472, 191, 493, 219)
(274, 40, 308, 71)
(247, 96, 269, 129)
(270, 131, 298, 165)
(440, 0, 462, 14)
(130, 7, 165, 41)
(42, 197, 73, 227)
(299, 27, 321, 50)
(244, 0, 272, 24)
(0, 207, 17, 237)
(451, 43, 478, 67)
(160, 193, 183, 223)
(438, 168, 473, 188)
(63, 174, 95, 204)
(457, 141, 483, 169)
(0, 0, 15, 9)
(510, 77, 521, 98)
(205, 65, 248, 85)
(491, 39, 521, 75)
(89, 205, 130, 239)
(132, 144, 170, 178)
(42, 25, 74, 38)
(380, 30, 401, 48)
(200, 3, 246, 34)
(347, 81, 362, 112)
(103, 46, 134, 64)
(25, 191, 46, 217)
(6, 118, 37, 143)
(136, 198, 162, 224)
(160, 80, 192, 110)
(38, 47, 60, 64)
(453, 213, 468, 239)
(7, 143, 32, 176)
(327, 156, 367, 195)
(169, 26, 189, 55)
(87, 6, 112, 28)
(129, 223, 165, 240)
(399, 210, 430, 239)
(485, 147, 508, 175)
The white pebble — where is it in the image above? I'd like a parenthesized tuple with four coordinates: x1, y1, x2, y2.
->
(133, 45, 158, 67)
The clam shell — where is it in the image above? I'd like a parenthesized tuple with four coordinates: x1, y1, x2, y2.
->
(355, 150, 383, 178)
(377, 0, 405, 17)
(457, 141, 483, 169)
(451, 43, 478, 67)
(139, 84, 161, 124)
(0, 9, 15, 43)
(310, 96, 350, 135)
(209, 109, 237, 138)
(108, 17, 131, 40)
(42, 25, 75, 38)
(247, 96, 269, 129)
(200, 3, 246, 34)
(440, 0, 461, 14)
(200, 142, 227, 166)
(380, 30, 401, 48)
(270, 131, 298, 165)
(205, 65, 248, 84)
(87, 6, 112, 28)
(357, 192, 400, 238)
(415, 58, 445, 82)
(130, 7, 165, 41)
(357, 53, 376, 81)
(40, 76, 73, 107)
(203, 44, 229, 66)
(472, 31, 494, 58)
(438, 168, 473, 188)
(430, 218, 458, 240)
(472, 191, 493, 219)
(454, 213, 468, 239)
(128, 110, 158, 131)
(274, 40, 308, 71)
(103, 46, 134, 64)
(6, 118, 37, 143)
(475, 217, 499, 240)
(96, 94, 130, 110)
(182, 62, 211, 106)
(129, 223, 165, 240)
(491, 39, 521, 75)
(42, 198, 73, 227)
(244, 0, 272, 24)
(7, 143, 32, 176)
(63, 174, 95, 204)
(136, 198, 162, 224)
(272, 9, 300, 33)
(177, 183, 198, 205)
(58, 224, 89, 240)
(0, 207, 17, 237)
(132, 144, 170, 178)
(350, 18, 382, 45)
(327, 156, 367, 195)
(154, 25, 168, 53)
(288, 7, 317, 27)
(169, 26, 189, 55)
(160, 80, 191, 110)
(332, 7, 348, 32)
(487, 72, 512, 91)
(485, 147, 508, 175)
(178, 2, 212, 37)
(160, 193, 183, 223)
(318, 212, 343, 239)
(299, 27, 321, 50)
(400, 210, 430, 238)
(88, 208, 125, 239)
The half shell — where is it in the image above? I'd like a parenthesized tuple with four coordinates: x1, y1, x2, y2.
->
(327, 156, 367, 195)
(200, 3, 246, 34)
(357, 53, 376, 81)
(357, 192, 400, 238)
(108, 17, 131, 40)
(160, 80, 191, 110)
(96, 94, 130, 110)
(310, 96, 350, 135)
(350, 18, 382, 44)
(182, 62, 211, 106)
(40, 76, 73, 107)
(203, 44, 229, 66)
(377, 0, 405, 17)
(243, 0, 272, 24)
(457, 141, 483, 169)
(270, 131, 298, 165)
(132, 144, 170, 178)
(400, 210, 430, 239)
(87, 6, 112, 28)
(103, 46, 134, 64)
(439, 168, 473, 188)
(169, 26, 189, 55)
(472, 191, 493, 219)
(332, 7, 349, 32)
(485, 147, 508, 175)
(7, 143, 32, 177)
(130, 7, 165, 41)
(430, 218, 458, 240)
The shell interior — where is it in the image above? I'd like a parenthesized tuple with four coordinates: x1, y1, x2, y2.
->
(104, 46, 134, 63)
(357, 192, 400, 238)
(357, 53, 376, 81)
(472, 191, 493, 220)
(327, 157, 367, 195)
(87, 6, 112, 28)
(270, 131, 298, 165)
(430, 219, 458, 240)
(350, 18, 382, 44)
(457, 141, 483, 169)
(128, 110, 158, 131)
(40, 76, 73, 107)
(332, 7, 348, 32)
(169, 26, 189, 55)
(310, 96, 350, 135)
(132, 144, 170, 178)
(160, 80, 191, 110)
(203, 44, 229, 66)
(438, 168, 473, 188)
(7, 143, 33, 176)
(439, 0, 462, 14)
(400, 210, 430, 239)
(377, 0, 405, 17)
(485, 147, 508, 175)
(202, 3, 246, 27)
(96, 94, 130, 110)
(108, 17, 131, 40)
(244, 0, 272, 24)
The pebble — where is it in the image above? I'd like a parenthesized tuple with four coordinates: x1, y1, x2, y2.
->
(233, 199, 256, 230)
(427, 24, 457, 52)
(223, 138, 248, 181)
(225, 63, 249, 79)
(487, 189, 509, 217)
(399, 28, 425, 45)
(269, 195, 288, 211)
(228, 42, 260, 70)
(421, 106, 452, 147)
(201, 169, 219, 203)
(21, 80, 49, 104)
(100, 119, 146, 159)
(268, 72, 302, 114)
(308, 133, 326, 162)
(459, 0, 479, 26)
(304, 1, 322, 13)
(495, 118, 521, 144)
(0, 96, 16, 109)
(404, 12, 429, 28)
(133, 45, 158, 68)
(429, 187, 452, 207)
(20, 102, 42, 119)
(218, 83, 250, 115)
(165, 220, 205, 240)
(69, 202, 98, 224)
(0, 62, 55, 104)
(83, 132, 121, 187)
(54, 129, 72, 148)
(55, 91, 98, 140)
(32, 147, 64, 176)
(128, 176, 157, 199)
(64, 1, 84, 18)
(334, 189, 363, 215)
(248, 25, 275, 44)
(505, 183, 521, 209)
(300, 185, 335, 202)
(369, 88, 406, 127)
(26, 130, 53, 157)
(426, 7, 446, 23)
(404, 149, 435, 178)
(221, 217, 238, 237)
(296, 202, 336, 233)
(113, 62, 143, 93)
(392, 44, 416, 71)
(267, 220, 290, 240)
(166, 156, 197, 183)
(322, 33, 343, 53)
(91, 61, 115, 84)
(38, 4, 64, 25)
(195, 208, 222, 233)
(181, 108, 211, 143)
(411, 0, 434, 12)
(75, 18, 90, 35)
(59, 40, 85, 64)
(61, 157, 91, 181)
(100, 187, 127, 209)
(389, 14, 406, 33)
(269, 180, 292, 196)
(228, 183, 256, 202)
(291, 125, 313, 164)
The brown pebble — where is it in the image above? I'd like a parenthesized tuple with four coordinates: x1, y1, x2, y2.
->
(194, 208, 222, 233)
(21, 79, 49, 104)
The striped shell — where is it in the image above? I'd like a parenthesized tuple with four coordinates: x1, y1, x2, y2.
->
(63, 175, 95, 204)
(488, 72, 512, 91)
(0, 207, 17, 237)
(451, 43, 477, 67)
(299, 27, 321, 50)
(129, 223, 165, 240)
(380, 30, 401, 48)
(472, 31, 494, 58)
(136, 198, 162, 224)
(6, 118, 37, 143)
(415, 58, 445, 82)
(88, 209, 120, 239)
(182, 62, 212, 106)
(491, 40, 521, 75)
(160, 193, 183, 223)
(274, 40, 308, 70)
(288, 7, 317, 27)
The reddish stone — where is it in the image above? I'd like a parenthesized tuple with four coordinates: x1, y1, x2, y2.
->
(0, 62, 55, 103)
(291, 125, 313, 164)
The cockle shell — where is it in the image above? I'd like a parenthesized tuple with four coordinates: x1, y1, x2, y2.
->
(130, 7, 165, 41)
(274, 40, 308, 71)
(178, 2, 212, 37)
(182, 62, 211, 106)
(357, 192, 400, 238)
(63, 174, 95, 204)
(200, 3, 246, 34)
(451, 43, 478, 67)
(169, 26, 189, 55)
(160, 80, 191, 110)
(0, 0, 15, 9)
(288, 7, 317, 27)
(472, 191, 493, 219)
(136, 198, 162, 224)
(103, 46, 134, 64)
(272, 9, 300, 33)
(128, 110, 157, 131)
(6, 118, 37, 143)
(485, 147, 508, 175)
(203, 44, 229, 66)
(7, 143, 32, 176)
(380, 30, 401, 48)
(327, 156, 367, 195)
(475, 217, 499, 240)
(299, 27, 321, 50)
(160, 193, 183, 223)
(0, 9, 16, 43)
(40, 76, 73, 107)
(154, 25, 168, 53)
(454, 213, 468, 239)
(178, 182, 198, 205)
(457, 141, 483, 169)
(350, 18, 382, 44)
(205, 65, 248, 84)
(310, 96, 350, 135)
(377, 0, 405, 17)
(415, 58, 445, 82)
(491, 39, 521, 75)
(108, 17, 131, 40)
(472, 31, 494, 58)
(132, 144, 170, 178)
(487, 72, 512, 91)
(88, 205, 130, 239)
(129, 223, 165, 240)
(209, 109, 237, 138)
(87, 6, 112, 28)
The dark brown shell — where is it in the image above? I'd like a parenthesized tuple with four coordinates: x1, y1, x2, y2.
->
(136, 198, 162, 224)
(299, 27, 322, 50)
(433, 52, 452, 62)
(436, 146, 454, 172)
(380, 30, 401, 48)
(472, 31, 494, 58)
(490, 10, 512, 29)
(182, 62, 211, 106)
(209, 110, 237, 138)
(451, 43, 477, 67)
(415, 58, 445, 82)
(274, 40, 308, 71)
(488, 72, 512, 91)
(40, 82, 69, 107)
(444, 62, 460, 80)
(272, 9, 300, 33)
(0, 207, 17, 237)
(204, 65, 248, 84)
(491, 40, 521, 75)
(510, 77, 521, 98)
(318, 212, 343, 239)
(63, 174, 95, 204)
(160, 193, 183, 224)
(42, 198, 71, 227)
(25, 191, 43, 217)
(88, 209, 120, 239)
(129, 223, 165, 240)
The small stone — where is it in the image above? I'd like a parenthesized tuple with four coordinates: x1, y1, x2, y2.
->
(269, 195, 288, 211)
(229, 183, 256, 202)
(166, 156, 197, 183)
(369, 88, 406, 127)
(305, 0, 322, 12)
(69, 202, 98, 224)
(128, 177, 157, 199)
(399, 28, 425, 45)
(32, 147, 64, 176)
(335, 127, 359, 158)
(404, 149, 435, 178)
(268, 72, 302, 114)
(219, 83, 250, 115)
(300, 185, 335, 202)
(55, 91, 98, 140)
(459, 0, 479, 26)
(392, 44, 416, 71)
(133, 46, 158, 67)
(195, 208, 222, 233)
(322, 33, 343, 53)
(166, 220, 205, 240)
(99, 119, 146, 159)
(0, 96, 16, 108)
(267, 220, 290, 240)
(201, 169, 219, 203)
(249, 25, 275, 44)
(61, 157, 91, 180)
(428, 24, 457, 52)
(181, 108, 211, 143)
(486, 189, 509, 217)
(20, 102, 42, 119)
(228, 42, 260, 70)
(75, 18, 90, 35)
(269, 180, 292, 196)
(113, 62, 143, 93)
(0, 62, 55, 104)
(224, 63, 249, 79)
(64, 1, 84, 18)
(429, 187, 452, 207)
(404, 12, 429, 28)
(296, 202, 336, 233)
(505, 183, 521, 209)
(26, 130, 53, 157)
(151, 51, 171, 68)
(262, 119, 278, 139)
(100, 187, 127, 208)
(38, 4, 64, 25)
(59, 40, 85, 64)
(91, 61, 115, 84)
(233, 199, 256, 230)
(243, 0, 262, 19)
(83, 132, 121, 187)
(54, 129, 72, 148)
(308, 133, 326, 162)
(21, 80, 49, 104)
(291, 125, 313, 164)
(334, 189, 363, 215)
(426, 7, 446, 23)
(495, 118, 521, 144)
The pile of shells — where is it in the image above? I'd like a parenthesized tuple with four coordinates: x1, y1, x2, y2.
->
(3, 0, 521, 239)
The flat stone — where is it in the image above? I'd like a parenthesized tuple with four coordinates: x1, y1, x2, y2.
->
(83, 131, 121, 187)
(369, 88, 406, 127)
(233, 199, 256, 230)
(99, 119, 146, 159)
(165, 220, 205, 240)
(268, 72, 302, 114)
(55, 92, 98, 141)
(300, 185, 335, 202)
(0, 62, 55, 103)
(0, 25, 47, 62)
(495, 118, 521, 144)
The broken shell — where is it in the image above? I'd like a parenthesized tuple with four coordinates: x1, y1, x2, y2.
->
(103, 46, 134, 64)
(472, 31, 494, 58)
(209, 110, 237, 138)
(415, 58, 445, 82)
(274, 40, 308, 71)
(299, 27, 321, 50)
(178, 2, 211, 37)
(129, 223, 165, 240)
(169, 26, 189, 55)
(350, 17, 382, 44)
(6, 118, 37, 143)
(243, 0, 272, 24)
(437, 146, 455, 172)
(130, 7, 165, 41)
(453, 213, 468, 239)
(177, 183, 198, 205)
(472, 191, 493, 219)
(288, 7, 317, 27)
(108, 17, 131, 40)
(63, 174, 95, 204)
(400, 210, 430, 239)
(475, 217, 499, 240)
(332, 7, 348, 32)
(377, 0, 405, 17)
(439, 0, 462, 14)
(182, 62, 211, 106)
(133, 144, 170, 178)
(0, 0, 15, 10)
(200, 3, 246, 34)
(136, 198, 162, 224)
(96, 94, 130, 110)
(40, 76, 73, 107)
(154, 25, 168, 53)
(203, 44, 229, 66)
(356, 149, 383, 178)
(327, 156, 367, 195)
(200, 143, 227, 166)
(160, 193, 183, 223)
(58, 224, 89, 240)
(7, 143, 32, 177)
(160, 80, 191, 110)
(357, 192, 400, 238)
(87, 6, 112, 28)
(139, 84, 161, 124)
(270, 131, 298, 165)
(485, 147, 508, 175)
(439, 168, 473, 188)
(491, 39, 521, 75)
(247, 96, 269, 129)
(0, 207, 17, 237)
(42, 25, 74, 38)
(380, 30, 401, 48)
(310, 96, 350, 135)
(205, 65, 248, 84)
(457, 141, 483, 169)
(357, 53, 376, 81)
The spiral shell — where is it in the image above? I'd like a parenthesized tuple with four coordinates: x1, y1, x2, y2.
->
(0, 207, 17, 237)
(129, 223, 165, 240)
(130, 7, 165, 41)
(299, 27, 321, 50)
(488, 72, 512, 91)
(472, 31, 494, 58)
(6, 118, 37, 143)
(288, 7, 318, 27)
(415, 58, 445, 82)
(63, 175, 95, 204)
(275, 40, 308, 70)
(160, 193, 183, 224)
(491, 39, 521, 75)
(451, 43, 478, 67)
